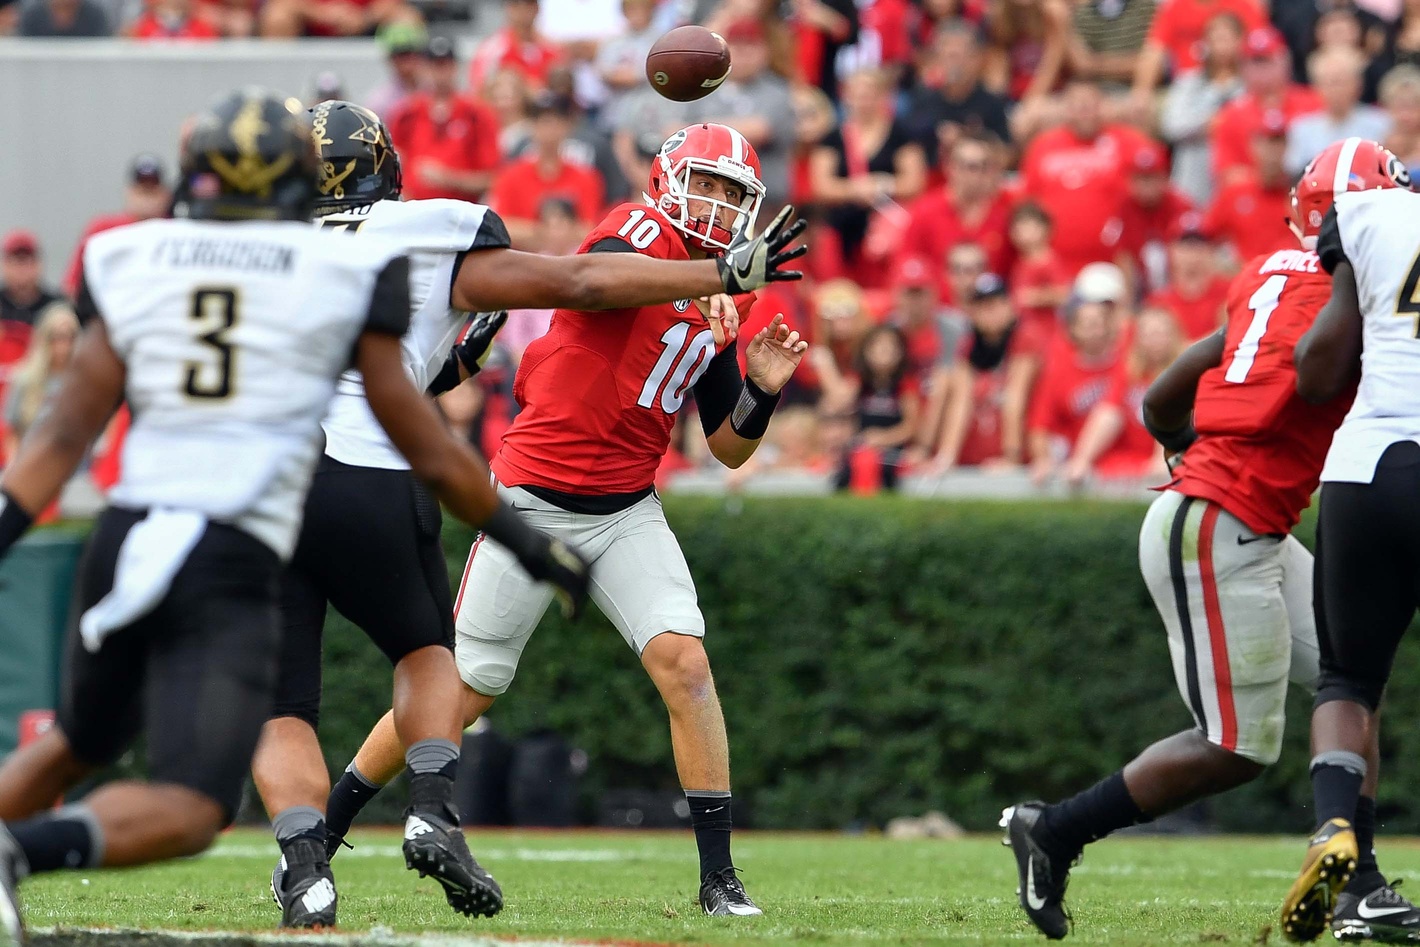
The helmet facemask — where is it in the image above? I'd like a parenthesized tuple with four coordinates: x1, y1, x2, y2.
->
(653, 153, 765, 253)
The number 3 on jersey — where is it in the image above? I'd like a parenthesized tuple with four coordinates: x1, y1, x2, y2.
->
(638, 322, 716, 413)
(185, 287, 239, 400)
(1225, 274, 1287, 384)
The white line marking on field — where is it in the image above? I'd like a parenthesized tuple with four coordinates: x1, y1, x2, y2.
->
(204, 845, 669, 863)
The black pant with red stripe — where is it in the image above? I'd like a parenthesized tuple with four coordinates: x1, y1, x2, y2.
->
(1315, 441, 1420, 712)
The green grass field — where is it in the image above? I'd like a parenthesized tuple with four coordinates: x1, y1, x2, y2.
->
(19, 827, 1407, 946)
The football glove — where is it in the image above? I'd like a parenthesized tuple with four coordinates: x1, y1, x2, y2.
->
(717, 205, 808, 294)
(427, 311, 508, 396)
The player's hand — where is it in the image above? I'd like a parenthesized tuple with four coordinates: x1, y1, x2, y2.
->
(454, 310, 509, 376)
(718, 205, 808, 294)
(745, 313, 809, 395)
(517, 533, 592, 620)
(695, 294, 739, 346)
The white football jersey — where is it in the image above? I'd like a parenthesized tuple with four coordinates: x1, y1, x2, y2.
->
(1319, 188, 1420, 483)
(314, 198, 510, 470)
(81, 217, 408, 559)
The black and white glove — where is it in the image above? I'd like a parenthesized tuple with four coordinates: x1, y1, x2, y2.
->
(482, 504, 591, 619)
(717, 205, 808, 294)
(427, 311, 508, 396)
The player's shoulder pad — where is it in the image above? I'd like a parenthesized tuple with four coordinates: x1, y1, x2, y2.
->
(582, 202, 685, 260)
(365, 198, 511, 255)
(81, 218, 173, 322)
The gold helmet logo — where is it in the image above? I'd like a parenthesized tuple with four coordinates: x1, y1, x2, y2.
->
(207, 94, 295, 197)
(310, 101, 391, 199)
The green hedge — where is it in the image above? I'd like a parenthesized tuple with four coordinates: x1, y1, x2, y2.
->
(313, 496, 1420, 834)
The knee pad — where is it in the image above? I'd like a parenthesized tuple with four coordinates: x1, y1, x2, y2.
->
(456, 643, 518, 697)
(1315, 671, 1384, 713)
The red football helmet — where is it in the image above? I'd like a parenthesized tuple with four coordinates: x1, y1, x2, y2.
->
(1290, 137, 1411, 246)
(648, 123, 766, 253)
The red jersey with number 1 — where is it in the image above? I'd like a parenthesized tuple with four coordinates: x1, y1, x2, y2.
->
(493, 202, 751, 495)
(1170, 248, 1353, 534)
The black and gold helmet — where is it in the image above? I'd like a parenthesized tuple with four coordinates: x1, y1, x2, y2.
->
(307, 100, 402, 214)
(176, 87, 319, 222)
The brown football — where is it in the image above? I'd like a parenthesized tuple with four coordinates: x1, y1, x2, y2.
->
(645, 25, 732, 102)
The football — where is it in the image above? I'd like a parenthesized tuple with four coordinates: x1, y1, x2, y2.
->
(645, 25, 732, 102)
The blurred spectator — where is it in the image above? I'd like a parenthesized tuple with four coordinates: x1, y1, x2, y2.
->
(1203, 108, 1293, 263)
(499, 198, 583, 360)
(1382, 63, 1420, 171)
(1028, 290, 1123, 484)
(506, 63, 626, 202)
(1112, 139, 1195, 296)
(940, 240, 989, 324)
(789, 83, 837, 207)
(64, 154, 170, 296)
(1063, 304, 1182, 485)
(0, 0, 18, 34)
(488, 93, 605, 248)
(259, 0, 420, 39)
(1146, 211, 1228, 338)
(900, 132, 1013, 302)
(469, 0, 561, 92)
(126, 0, 218, 38)
(852, 0, 919, 81)
(1362, 0, 1420, 100)
(1, 232, 60, 330)
(307, 72, 346, 107)
(1007, 201, 1069, 340)
(1285, 46, 1392, 176)
(905, 19, 1012, 165)
(691, 18, 796, 202)
(1020, 79, 1152, 278)
(811, 278, 872, 371)
(1211, 27, 1321, 185)
(788, 0, 860, 98)
(810, 67, 927, 284)
(703, 0, 797, 80)
(389, 37, 502, 202)
(985, 0, 1072, 140)
(4, 303, 78, 463)
(1069, 0, 1156, 95)
(193, 0, 255, 36)
(534, 0, 625, 108)
(888, 255, 958, 377)
(366, 21, 430, 119)
(1131, 0, 1265, 103)
(487, 67, 535, 156)
(930, 272, 1042, 472)
(817, 325, 921, 492)
(19, 0, 111, 36)
(1159, 11, 1245, 206)
(595, 0, 661, 97)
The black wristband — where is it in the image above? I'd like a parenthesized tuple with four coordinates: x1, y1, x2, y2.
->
(0, 490, 35, 557)
(1145, 416, 1197, 454)
(729, 377, 780, 440)
(481, 501, 545, 566)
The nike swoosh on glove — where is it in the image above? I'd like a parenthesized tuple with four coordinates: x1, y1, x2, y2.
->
(717, 205, 808, 294)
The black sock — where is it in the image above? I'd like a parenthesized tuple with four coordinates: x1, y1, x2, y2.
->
(686, 791, 733, 877)
(326, 764, 383, 841)
(10, 806, 103, 875)
(1041, 771, 1149, 858)
(1345, 795, 1386, 895)
(1311, 752, 1366, 828)
(406, 738, 460, 820)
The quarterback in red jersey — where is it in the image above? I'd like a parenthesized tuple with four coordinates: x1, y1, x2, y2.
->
(1004, 138, 1416, 942)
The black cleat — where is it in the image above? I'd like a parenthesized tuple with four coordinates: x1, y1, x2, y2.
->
(272, 838, 337, 929)
(270, 831, 347, 909)
(0, 823, 26, 947)
(699, 867, 762, 916)
(403, 808, 502, 918)
(1283, 818, 1358, 943)
(1332, 879, 1420, 942)
(1002, 802, 1075, 940)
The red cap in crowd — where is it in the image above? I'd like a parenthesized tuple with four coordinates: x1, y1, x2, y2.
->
(894, 256, 935, 291)
(1, 230, 38, 256)
(1169, 210, 1211, 243)
(1244, 26, 1286, 60)
(1130, 141, 1169, 176)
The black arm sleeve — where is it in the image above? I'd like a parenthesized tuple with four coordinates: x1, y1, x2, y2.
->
(693, 342, 742, 437)
(1316, 205, 1348, 275)
(587, 236, 637, 254)
(363, 255, 413, 337)
(74, 271, 100, 327)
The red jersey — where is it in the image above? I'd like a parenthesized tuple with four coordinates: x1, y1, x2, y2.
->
(387, 94, 502, 202)
(1114, 187, 1194, 275)
(1148, 277, 1229, 340)
(1009, 251, 1068, 340)
(127, 12, 218, 38)
(1095, 367, 1160, 477)
(1021, 124, 1153, 277)
(898, 189, 1015, 301)
(493, 203, 751, 495)
(1203, 174, 1292, 263)
(1211, 86, 1323, 179)
(956, 322, 1044, 465)
(64, 212, 138, 295)
(1172, 248, 1353, 534)
(1028, 340, 1119, 446)
(468, 27, 561, 91)
(1147, 0, 1266, 72)
(488, 156, 606, 225)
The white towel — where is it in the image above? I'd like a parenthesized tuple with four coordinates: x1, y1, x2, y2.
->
(79, 508, 207, 653)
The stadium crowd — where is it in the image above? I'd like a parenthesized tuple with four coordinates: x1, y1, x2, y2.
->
(0, 0, 1412, 492)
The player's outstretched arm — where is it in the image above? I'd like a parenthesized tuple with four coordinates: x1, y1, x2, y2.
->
(697, 314, 809, 469)
(357, 331, 591, 616)
(452, 206, 807, 313)
(0, 321, 125, 557)
(1142, 327, 1225, 451)
(1295, 260, 1363, 405)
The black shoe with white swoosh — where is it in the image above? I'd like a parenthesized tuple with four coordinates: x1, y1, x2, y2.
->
(1002, 802, 1074, 940)
(402, 807, 503, 918)
(1332, 879, 1420, 942)
(699, 867, 762, 916)
(0, 822, 26, 947)
(273, 838, 337, 929)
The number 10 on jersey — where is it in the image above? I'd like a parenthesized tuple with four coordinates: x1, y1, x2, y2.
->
(638, 322, 717, 414)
